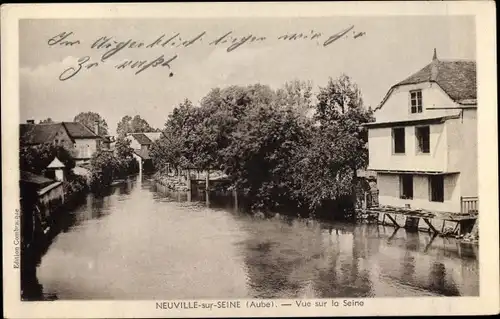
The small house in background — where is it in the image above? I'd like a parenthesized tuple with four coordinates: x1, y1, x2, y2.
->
(101, 135, 116, 150)
(126, 132, 163, 173)
(46, 157, 65, 182)
(20, 121, 102, 164)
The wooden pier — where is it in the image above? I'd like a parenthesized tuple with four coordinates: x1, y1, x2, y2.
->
(358, 192, 478, 237)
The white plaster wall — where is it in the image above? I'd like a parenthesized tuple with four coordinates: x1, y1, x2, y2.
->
(368, 124, 448, 172)
(460, 109, 478, 197)
(126, 135, 142, 150)
(376, 82, 461, 122)
(73, 139, 98, 160)
(377, 173, 461, 213)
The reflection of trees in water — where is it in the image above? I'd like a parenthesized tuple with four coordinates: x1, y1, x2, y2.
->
(313, 225, 373, 298)
(240, 221, 325, 298)
(428, 262, 460, 296)
(243, 240, 303, 298)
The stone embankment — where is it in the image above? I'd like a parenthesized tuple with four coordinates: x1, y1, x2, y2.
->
(153, 173, 189, 192)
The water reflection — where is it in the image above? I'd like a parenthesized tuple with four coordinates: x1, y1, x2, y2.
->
(35, 176, 479, 300)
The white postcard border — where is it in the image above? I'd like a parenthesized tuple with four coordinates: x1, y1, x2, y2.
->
(2, 2, 498, 318)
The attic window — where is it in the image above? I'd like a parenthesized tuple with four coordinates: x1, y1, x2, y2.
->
(410, 90, 423, 113)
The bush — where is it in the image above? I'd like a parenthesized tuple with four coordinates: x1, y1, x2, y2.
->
(63, 173, 88, 198)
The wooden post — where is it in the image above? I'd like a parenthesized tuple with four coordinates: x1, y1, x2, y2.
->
(363, 192, 368, 211)
(187, 178, 192, 202)
(205, 170, 210, 207)
(385, 214, 401, 228)
(422, 218, 438, 234)
(233, 188, 238, 211)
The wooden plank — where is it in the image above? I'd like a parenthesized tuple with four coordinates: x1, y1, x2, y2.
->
(423, 233, 438, 252)
(388, 228, 399, 241)
(385, 213, 401, 228)
(422, 218, 438, 233)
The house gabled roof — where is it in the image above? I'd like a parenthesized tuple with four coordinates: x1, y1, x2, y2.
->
(20, 171, 55, 187)
(20, 123, 62, 145)
(376, 51, 476, 110)
(62, 122, 100, 139)
(396, 60, 476, 103)
(141, 132, 162, 142)
(20, 121, 100, 145)
(47, 157, 65, 168)
(129, 133, 153, 145)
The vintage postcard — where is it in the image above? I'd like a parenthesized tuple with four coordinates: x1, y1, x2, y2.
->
(2, 2, 499, 318)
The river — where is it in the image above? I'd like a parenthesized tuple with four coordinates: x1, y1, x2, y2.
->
(36, 175, 479, 300)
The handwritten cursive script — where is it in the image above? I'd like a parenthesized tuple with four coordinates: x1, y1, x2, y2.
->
(48, 25, 365, 81)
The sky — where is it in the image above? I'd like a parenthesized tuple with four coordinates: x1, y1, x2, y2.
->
(19, 16, 475, 133)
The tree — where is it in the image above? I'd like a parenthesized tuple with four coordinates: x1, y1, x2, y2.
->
(20, 144, 75, 175)
(150, 99, 194, 172)
(74, 111, 109, 135)
(115, 136, 134, 160)
(116, 115, 133, 138)
(150, 79, 373, 218)
(315, 74, 365, 124)
(221, 103, 308, 211)
(89, 150, 118, 190)
(276, 80, 314, 117)
(39, 118, 54, 124)
(116, 115, 156, 137)
(292, 74, 374, 217)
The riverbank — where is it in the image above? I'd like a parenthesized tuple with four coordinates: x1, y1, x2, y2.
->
(153, 172, 190, 191)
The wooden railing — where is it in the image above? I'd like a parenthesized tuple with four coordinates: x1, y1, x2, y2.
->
(461, 196, 479, 215)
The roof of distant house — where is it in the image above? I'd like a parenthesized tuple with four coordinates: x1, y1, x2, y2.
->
(20, 171, 55, 187)
(377, 52, 476, 110)
(20, 122, 100, 145)
(141, 132, 162, 142)
(62, 122, 100, 138)
(47, 157, 65, 168)
(128, 132, 162, 145)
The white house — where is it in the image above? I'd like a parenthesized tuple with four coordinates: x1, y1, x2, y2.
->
(20, 121, 102, 164)
(126, 132, 163, 172)
(365, 50, 477, 215)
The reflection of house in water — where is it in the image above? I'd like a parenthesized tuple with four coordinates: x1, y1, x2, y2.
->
(368, 226, 478, 296)
(126, 132, 163, 172)
(311, 224, 477, 297)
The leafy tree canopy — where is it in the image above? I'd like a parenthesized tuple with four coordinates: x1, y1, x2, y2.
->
(74, 111, 109, 135)
(116, 115, 157, 137)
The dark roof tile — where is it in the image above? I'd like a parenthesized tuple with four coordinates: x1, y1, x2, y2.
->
(396, 59, 476, 103)
(20, 123, 62, 145)
(130, 133, 153, 145)
(62, 122, 100, 138)
(20, 171, 55, 187)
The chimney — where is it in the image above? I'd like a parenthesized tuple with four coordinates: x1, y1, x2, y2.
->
(430, 48, 439, 81)
(94, 120, 99, 135)
(26, 119, 35, 124)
